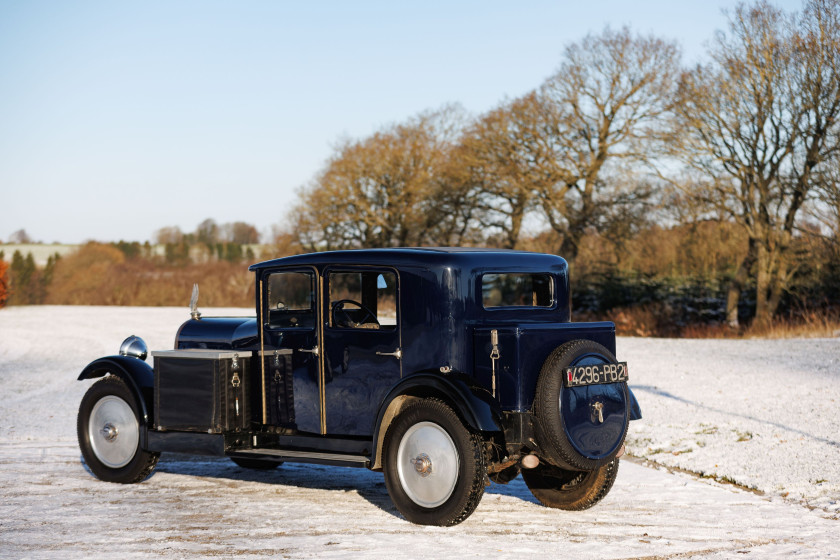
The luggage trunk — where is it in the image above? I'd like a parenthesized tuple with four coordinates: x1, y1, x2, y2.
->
(153, 349, 253, 433)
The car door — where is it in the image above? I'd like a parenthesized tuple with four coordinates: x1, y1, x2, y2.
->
(322, 267, 402, 436)
(260, 267, 323, 435)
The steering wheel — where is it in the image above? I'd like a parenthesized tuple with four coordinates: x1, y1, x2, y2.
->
(331, 299, 379, 328)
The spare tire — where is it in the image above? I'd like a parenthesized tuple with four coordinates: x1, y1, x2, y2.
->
(533, 339, 630, 471)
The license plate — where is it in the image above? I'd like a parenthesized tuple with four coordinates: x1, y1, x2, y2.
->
(565, 362, 628, 387)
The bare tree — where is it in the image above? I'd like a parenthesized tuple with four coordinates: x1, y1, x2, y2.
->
(221, 222, 260, 245)
(154, 226, 184, 245)
(807, 157, 840, 273)
(292, 107, 468, 251)
(536, 27, 681, 260)
(448, 93, 552, 249)
(196, 219, 219, 246)
(8, 229, 33, 244)
(674, 0, 840, 326)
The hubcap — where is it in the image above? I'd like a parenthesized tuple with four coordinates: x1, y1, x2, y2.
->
(101, 423, 118, 441)
(397, 422, 459, 508)
(411, 453, 433, 477)
(88, 395, 139, 469)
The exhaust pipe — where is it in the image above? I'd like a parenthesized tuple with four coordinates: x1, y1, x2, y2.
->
(520, 454, 540, 469)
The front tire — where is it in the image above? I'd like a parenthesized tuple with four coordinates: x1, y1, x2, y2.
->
(521, 459, 619, 510)
(77, 376, 159, 483)
(383, 399, 486, 526)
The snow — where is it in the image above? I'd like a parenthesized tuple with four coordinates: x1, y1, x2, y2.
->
(621, 337, 840, 514)
(1, 306, 838, 559)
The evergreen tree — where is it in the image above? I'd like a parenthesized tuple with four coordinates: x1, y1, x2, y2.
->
(9, 251, 39, 305)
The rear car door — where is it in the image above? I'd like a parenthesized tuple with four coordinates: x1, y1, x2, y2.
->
(323, 267, 402, 436)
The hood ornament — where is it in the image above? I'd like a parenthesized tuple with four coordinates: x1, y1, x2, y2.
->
(190, 283, 201, 320)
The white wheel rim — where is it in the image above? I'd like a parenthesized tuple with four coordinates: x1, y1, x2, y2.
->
(396, 421, 459, 508)
(88, 395, 139, 469)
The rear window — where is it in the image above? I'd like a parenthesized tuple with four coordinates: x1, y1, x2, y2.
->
(482, 273, 553, 308)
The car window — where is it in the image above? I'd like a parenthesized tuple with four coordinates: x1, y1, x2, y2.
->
(328, 270, 397, 330)
(482, 273, 553, 308)
(267, 271, 315, 328)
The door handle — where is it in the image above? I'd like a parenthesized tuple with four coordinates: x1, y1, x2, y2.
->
(376, 348, 402, 360)
(298, 346, 319, 356)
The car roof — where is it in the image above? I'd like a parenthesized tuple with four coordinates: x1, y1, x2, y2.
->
(248, 247, 567, 272)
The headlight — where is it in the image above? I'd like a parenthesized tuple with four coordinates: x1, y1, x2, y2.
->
(119, 335, 148, 360)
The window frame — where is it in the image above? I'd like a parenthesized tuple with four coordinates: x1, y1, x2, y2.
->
(323, 266, 400, 331)
(479, 272, 556, 310)
(263, 268, 318, 330)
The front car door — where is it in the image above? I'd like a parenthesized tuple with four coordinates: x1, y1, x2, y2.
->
(260, 267, 322, 434)
(322, 267, 402, 436)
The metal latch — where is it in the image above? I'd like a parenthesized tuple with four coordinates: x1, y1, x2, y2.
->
(231, 353, 241, 417)
(591, 401, 604, 424)
(489, 330, 500, 398)
(273, 350, 282, 382)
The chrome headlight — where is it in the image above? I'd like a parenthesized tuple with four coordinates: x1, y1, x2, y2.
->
(119, 335, 148, 360)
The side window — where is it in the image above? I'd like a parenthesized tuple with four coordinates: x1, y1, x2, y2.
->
(482, 273, 554, 308)
(328, 270, 397, 330)
(267, 271, 315, 328)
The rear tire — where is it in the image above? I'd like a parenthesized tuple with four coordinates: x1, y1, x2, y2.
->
(77, 376, 159, 483)
(521, 459, 619, 510)
(383, 399, 486, 526)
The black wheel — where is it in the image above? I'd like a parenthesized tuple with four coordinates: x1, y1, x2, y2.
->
(382, 399, 486, 526)
(521, 459, 619, 511)
(77, 376, 159, 483)
(230, 457, 283, 470)
(534, 339, 630, 470)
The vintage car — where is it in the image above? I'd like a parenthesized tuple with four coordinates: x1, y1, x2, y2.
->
(76, 248, 640, 526)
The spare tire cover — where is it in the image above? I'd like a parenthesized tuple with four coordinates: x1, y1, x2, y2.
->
(534, 339, 629, 470)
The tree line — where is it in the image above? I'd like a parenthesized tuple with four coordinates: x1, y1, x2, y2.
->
(279, 0, 840, 329)
(0, 219, 264, 307)
(2, 0, 839, 334)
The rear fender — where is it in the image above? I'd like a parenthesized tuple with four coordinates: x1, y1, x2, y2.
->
(78, 356, 154, 446)
(370, 371, 503, 470)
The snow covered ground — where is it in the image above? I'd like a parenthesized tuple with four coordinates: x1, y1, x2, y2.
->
(0, 306, 838, 559)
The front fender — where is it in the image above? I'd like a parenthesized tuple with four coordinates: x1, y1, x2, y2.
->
(370, 371, 503, 470)
(78, 356, 154, 438)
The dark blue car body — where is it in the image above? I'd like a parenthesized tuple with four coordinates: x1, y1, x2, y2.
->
(78, 248, 640, 525)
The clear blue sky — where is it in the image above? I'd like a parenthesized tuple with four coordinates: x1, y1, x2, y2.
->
(0, 0, 803, 244)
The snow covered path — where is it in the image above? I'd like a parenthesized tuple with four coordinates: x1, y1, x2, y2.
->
(0, 442, 837, 559)
(0, 306, 838, 559)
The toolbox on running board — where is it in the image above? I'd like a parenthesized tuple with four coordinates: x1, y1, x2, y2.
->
(152, 349, 253, 433)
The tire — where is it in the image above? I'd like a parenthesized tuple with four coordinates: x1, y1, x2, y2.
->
(534, 339, 630, 470)
(230, 457, 283, 470)
(522, 459, 619, 511)
(77, 376, 159, 483)
(382, 399, 486, 526)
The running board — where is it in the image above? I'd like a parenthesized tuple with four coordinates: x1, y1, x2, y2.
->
(232, 448, 370, 468)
